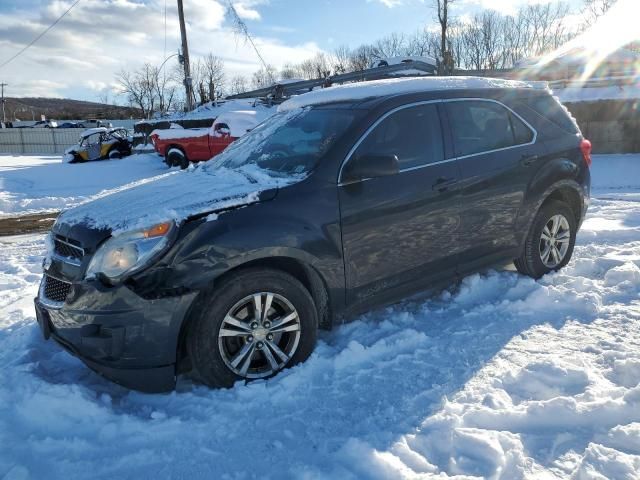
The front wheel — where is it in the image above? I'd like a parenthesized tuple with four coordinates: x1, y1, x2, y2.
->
(166, 148, 188, 169)
(186, 269, 318, 388)
(514, 200, 577, 279)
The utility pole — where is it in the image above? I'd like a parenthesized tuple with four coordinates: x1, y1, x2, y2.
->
(176, 0, 194, 111)
(0, 83, 7, 123)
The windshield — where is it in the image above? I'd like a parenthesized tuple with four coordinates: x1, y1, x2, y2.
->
(208, 107, 358, 177)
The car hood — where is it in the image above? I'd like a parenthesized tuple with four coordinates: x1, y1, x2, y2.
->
(54, 165, 293, 240)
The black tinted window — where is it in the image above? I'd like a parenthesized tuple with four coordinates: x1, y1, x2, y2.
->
(527, 94, 579, 134)
(354, 104, 444, 169)
(447, 100, 531, 157)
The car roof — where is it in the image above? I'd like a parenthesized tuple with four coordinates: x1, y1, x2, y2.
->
(279, 76, 542, 112)
(80, 127, 126, 138)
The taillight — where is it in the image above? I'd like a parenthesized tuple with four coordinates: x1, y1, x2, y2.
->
(580, 139, 592, 168)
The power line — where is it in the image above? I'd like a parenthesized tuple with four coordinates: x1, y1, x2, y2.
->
(0, 0, 82, 70)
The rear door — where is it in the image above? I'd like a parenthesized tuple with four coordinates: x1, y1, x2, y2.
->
(444, 99, 540, 269)
(338, 102, 462, 308)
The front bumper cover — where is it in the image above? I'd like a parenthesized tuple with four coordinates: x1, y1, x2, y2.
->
(34, 278, 197, 393)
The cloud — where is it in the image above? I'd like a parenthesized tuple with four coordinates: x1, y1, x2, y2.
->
(0, 0, 321, 99)
(369, 0, 403, 7)
(233, 1, 268, 20)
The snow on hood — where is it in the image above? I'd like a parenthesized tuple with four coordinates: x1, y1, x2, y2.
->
(55, 164, 291, 234)
(278, 76, 535, 112)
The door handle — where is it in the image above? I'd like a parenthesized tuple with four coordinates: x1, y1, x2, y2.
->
(432, 176, 458, 192)
(520, 154, 539, 167)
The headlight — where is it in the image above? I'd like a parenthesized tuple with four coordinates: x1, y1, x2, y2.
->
(86, 221, 176, 282)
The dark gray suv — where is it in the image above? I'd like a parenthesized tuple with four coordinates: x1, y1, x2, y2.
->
(35, 77, 591, 391)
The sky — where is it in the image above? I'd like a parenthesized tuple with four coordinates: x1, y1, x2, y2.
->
(0, 0, 585, 102)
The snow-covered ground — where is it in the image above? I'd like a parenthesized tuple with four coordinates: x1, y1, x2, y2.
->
(0, 153, 167, 217)
(1, 155, 640, 479)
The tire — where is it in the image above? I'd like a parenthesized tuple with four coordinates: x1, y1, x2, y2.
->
(514, 200, 577, 279)
(108, 149, 122, 159)
(186, 269, 318, 388)
(167, 147, 188, 169)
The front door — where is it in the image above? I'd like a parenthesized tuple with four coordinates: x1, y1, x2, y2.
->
(338, 102, 462, 308)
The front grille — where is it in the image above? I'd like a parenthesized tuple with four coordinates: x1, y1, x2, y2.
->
(54, 236, 84, 261)
(43, 275, 72, 303)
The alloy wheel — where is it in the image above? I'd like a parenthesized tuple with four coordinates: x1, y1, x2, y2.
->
(217, 292, 301, 379)
(539, 214, 571, 268)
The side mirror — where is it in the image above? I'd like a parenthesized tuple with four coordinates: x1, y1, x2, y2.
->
(342, 154, 399, 184)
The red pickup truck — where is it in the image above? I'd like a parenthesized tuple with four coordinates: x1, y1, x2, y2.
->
(150, 110, 270, 168)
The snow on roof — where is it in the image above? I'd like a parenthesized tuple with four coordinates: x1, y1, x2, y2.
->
(140, 98, 275, 125)
(151, 128, 209, 141)
(80, 127, 108, 137)
(213, 110, 273, 137)
(278, 76, 534, 112)
(79, 127, 127, 138)
(371, 55, 437, 68)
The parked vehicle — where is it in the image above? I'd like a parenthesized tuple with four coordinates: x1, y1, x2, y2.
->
(35, 77, 591, 392)
(58, 121, 85, 129)
(32, 120, 58, 128)
(64, 127, 132, 163)
(150, 110, 270, 168)
(84, 119, 113, 129)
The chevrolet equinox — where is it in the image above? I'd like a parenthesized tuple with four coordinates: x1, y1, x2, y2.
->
(35, 77, 591, 391)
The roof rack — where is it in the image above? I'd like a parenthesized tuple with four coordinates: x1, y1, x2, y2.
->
(226, 61, 437, 101)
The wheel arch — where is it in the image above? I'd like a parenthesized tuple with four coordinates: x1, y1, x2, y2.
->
(518, 179, 585, 253)
(174, 255, 333, 373)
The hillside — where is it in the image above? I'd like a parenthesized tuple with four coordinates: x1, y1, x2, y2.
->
(4, 97, 141, 121)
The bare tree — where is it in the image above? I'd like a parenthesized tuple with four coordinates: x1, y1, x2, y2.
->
(202, 53, 225, 101)
(348, 45, 376, 71)
(435, 0, 455, 59)
(331, 45, 352, 74)
(229, 75, 248, 95)
(582, 0, 617, 27)
(251, 65, 277, 89)
(280, 63, 300, 80)
(116, 63, 178, 118)
(371, 32, 407, 60)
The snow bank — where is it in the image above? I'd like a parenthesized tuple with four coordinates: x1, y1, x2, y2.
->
(2, 187, 640, 477)
(279, 76, 535, 111)
(0, 154, 168, 217)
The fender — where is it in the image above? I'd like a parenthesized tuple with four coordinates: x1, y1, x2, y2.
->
(516, 160, 586, 251)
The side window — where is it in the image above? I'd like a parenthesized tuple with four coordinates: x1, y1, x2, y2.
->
(526, 94, 580, 134)
(353, 103, 444, 170)
(446, 100, 532, 157)
(511, 112, 534, 144)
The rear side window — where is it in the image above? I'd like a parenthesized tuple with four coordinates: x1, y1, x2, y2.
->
(354, 103, 444, 170)
(446, 100, 534, 157)
(526, 94, 580, 134)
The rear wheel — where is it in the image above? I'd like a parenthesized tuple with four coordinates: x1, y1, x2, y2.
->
(167, 148, 188, 169)
(186, 269, 318, 388)
(514, 200, 576, 279)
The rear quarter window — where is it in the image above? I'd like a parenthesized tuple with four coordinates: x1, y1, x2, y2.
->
(526, 94, 580, 134)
